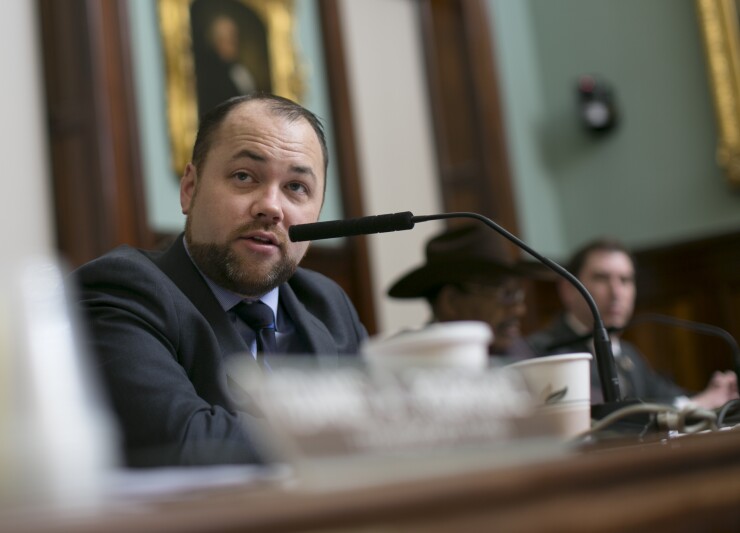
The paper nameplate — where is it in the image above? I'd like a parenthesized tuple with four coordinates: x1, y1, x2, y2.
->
(228, 358, 565, 487)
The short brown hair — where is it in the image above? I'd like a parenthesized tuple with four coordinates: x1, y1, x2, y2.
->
(566, 237, 635, 278)
(191, 94, 329, 178)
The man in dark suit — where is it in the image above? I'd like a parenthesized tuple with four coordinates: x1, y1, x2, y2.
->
(527, 237, 737, 408)
(196, 14, 258, 117)
(74, 94, 367, 467)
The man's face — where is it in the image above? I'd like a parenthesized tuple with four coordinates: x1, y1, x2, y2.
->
(210, 16, 240, 61)
(437, 277, 526, 354)
(181, 100, 324, 297)
(565, 250, 636, 330)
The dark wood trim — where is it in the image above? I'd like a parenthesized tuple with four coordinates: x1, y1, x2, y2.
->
(418, 0, 518, 237)
(95, 0, 153, 249)
(318, 0, 364, 222)
(308, 0, 377, 334)
(461, 0, 519, 237)
(419, 0, 556, 334)
(39, 0, 106, 265)
(39, 0, 152, 267)
(8, 430, 740, 531)
(624, 231, 740, 390)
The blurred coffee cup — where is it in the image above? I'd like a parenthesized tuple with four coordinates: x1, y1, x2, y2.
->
(507, 352, 592, 437)
(361, 321, 492, 372)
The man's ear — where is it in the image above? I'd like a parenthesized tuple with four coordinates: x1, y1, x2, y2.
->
(180, 163, 197, 215)
(434, 285, 460, 321)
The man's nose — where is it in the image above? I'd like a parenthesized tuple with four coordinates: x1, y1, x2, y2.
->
(250, 185, 283, 222)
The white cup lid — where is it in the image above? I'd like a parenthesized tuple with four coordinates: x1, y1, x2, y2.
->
(362, 321, 493, 355)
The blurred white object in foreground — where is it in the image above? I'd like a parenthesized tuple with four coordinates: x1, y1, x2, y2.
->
(361, 321, 493, 372)
(0, 258, 119, 511)
(229, 356, 567, 490)
(507, 353, 593, 438)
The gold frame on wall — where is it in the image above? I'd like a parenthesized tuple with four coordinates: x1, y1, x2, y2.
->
(696, 0, 740, 187)
(157, 0, 304, 176)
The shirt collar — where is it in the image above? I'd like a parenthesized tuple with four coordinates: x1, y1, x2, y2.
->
(183, 236, 280, 326)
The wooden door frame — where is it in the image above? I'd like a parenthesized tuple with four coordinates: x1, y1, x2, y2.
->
(418, 0, 558, 333)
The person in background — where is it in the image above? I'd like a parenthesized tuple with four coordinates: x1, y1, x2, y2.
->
(74, 94, 367, 467)
(197, 13, 257, 116)
(527, 237, 738, 408)
(387, 224, 548, 360)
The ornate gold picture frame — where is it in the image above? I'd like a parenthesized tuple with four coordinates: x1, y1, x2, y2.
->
(696, 0, 740, 187)
(157, 0, 304, 176)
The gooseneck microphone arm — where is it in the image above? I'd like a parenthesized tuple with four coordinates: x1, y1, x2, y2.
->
(414, 213, 620, 403)
(545, 312, 740, 379)
(290, 211, 622, 403)
(629, 313, 740, 378)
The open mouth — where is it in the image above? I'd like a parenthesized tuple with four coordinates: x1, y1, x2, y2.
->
(231, 230, 281, 257)
(248, 235, 276, 245)
(239, 229, 280, 247)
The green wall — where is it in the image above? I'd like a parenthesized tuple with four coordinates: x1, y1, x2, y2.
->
(129, 0, 740, 258)
(489, 0, 740, 258)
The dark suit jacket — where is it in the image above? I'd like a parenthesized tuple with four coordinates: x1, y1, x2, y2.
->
(527, 314, 685, 404)
(196, 51, 242, 117)
(73, 235, 367, 467)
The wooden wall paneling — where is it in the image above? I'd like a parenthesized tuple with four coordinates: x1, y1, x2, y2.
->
(38, 0, 153, 268)
(39, 0, 109, 266)
(420, 1, 491, 219)
(626, 232, 740, 391)
(88, 0, 152, 250)
(460, 0, 520, 235)
(721, 279, 740, 343)
(419, 0, 518, 233)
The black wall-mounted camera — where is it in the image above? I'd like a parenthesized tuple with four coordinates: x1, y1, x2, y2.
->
(577, 74, 618, 134)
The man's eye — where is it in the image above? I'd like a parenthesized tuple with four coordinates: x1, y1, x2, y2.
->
(233, 171, 251, 182)
(287, 182, 308, 194)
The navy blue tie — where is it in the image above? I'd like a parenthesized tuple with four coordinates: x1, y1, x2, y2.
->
(233, 301, 277, 358)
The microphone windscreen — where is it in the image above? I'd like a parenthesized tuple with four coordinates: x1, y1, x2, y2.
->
(289, 212, 415, 241)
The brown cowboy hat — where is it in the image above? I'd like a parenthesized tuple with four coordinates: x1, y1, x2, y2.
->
(387, 223, 551, 299)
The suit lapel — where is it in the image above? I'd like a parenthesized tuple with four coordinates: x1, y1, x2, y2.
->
(279, 283, 338, 355)
(150, 236, 338, 360)
(150, 235, 256, 366)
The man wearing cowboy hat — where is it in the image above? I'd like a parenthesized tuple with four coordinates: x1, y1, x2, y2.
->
(387, 224, 546, 358)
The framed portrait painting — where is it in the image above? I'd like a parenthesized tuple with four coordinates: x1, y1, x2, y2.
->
(158, 0, 304, 176)
(696, 0, 740, 187)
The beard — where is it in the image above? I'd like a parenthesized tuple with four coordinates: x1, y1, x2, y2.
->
(185, 217, 302, 298)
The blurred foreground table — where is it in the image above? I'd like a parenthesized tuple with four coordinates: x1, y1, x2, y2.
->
(6, 428, 740, 533)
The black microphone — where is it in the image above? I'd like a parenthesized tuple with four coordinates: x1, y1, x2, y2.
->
(290, 211, 622, 403)
(289, 211, 415, 241)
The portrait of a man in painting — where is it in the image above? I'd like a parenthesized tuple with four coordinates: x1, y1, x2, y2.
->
(190, 0, 272, 117)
